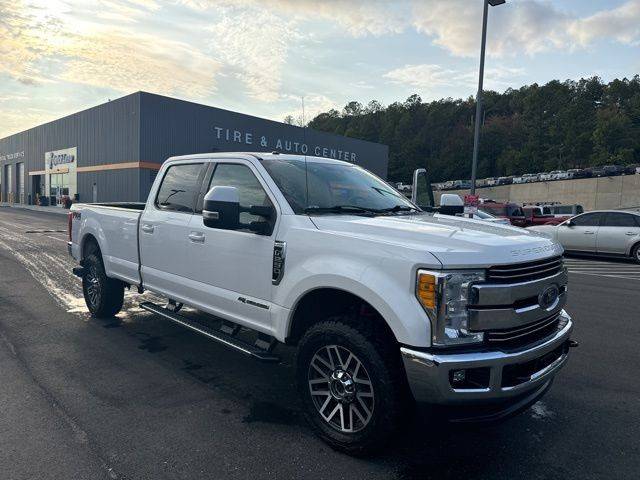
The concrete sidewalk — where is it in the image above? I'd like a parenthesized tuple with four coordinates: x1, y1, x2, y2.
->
(0, 203, 69, 216)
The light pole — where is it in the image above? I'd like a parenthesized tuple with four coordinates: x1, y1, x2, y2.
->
(470, 0, 505, 196)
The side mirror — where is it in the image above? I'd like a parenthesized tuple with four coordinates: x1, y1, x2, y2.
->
(411, 168, 435, 210)
(203, 186, 240, 230)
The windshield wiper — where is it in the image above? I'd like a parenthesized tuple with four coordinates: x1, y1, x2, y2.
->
(376, 205, 420, 213)
(304, 205, 379, 216)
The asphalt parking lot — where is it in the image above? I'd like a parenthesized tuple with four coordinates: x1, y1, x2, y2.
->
(0, 207, 638, 480)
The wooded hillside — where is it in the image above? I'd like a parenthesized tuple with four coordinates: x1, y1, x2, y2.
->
(306, 76, 640, 183)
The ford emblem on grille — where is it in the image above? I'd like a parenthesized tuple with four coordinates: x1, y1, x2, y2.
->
(539, 284, 560, 310)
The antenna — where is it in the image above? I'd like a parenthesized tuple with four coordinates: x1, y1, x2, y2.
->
(302, 95, 309, 210)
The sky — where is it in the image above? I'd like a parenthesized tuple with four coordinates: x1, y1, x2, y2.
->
(1, 0, 639, 138)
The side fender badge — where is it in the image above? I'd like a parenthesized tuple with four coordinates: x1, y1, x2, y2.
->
(272, 241, 286, 285)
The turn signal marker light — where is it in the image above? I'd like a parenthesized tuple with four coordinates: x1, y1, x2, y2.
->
(417, 273, 437, 309)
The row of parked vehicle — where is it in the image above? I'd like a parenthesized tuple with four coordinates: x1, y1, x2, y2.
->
(477, 201, 584, 228)
(435, 164, 640, 190)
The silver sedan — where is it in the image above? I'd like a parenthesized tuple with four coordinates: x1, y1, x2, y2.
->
(529, 210, 640, 263)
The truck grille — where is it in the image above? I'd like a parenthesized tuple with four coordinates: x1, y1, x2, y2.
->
(487, 256, 564, 283)
(485, 312, 561, 348)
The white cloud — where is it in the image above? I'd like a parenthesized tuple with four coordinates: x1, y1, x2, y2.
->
(384, 63, 525, 94)
(208, 6, 298, 102)
(279, 93, 339, 124)
(569, 0, 640, 47)
(384, 64, 457, 90)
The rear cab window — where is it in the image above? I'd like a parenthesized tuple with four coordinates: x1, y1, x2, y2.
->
(155, 163, 206, 213)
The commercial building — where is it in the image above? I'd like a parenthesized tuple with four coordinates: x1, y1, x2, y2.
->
(0, 92, 388, 206)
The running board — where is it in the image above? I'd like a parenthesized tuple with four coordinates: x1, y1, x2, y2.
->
(139, 302, 280, 363)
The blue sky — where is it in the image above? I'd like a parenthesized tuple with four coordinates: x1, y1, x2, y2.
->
(1, 0, 639, 137)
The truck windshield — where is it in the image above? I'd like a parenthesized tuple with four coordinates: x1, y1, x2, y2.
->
(261, 158, 417, 215)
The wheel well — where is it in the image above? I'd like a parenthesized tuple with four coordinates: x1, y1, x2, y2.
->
(286, 288, 397, 346)
(81, 234, 100, 261)
(631, 241, 640, 256)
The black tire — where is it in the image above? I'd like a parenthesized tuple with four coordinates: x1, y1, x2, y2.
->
(82, 252, 124, 318)
(632, 243, 640, 264)
(296, 319, 407, 455)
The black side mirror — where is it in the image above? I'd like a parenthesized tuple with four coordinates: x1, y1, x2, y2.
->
(203, 186, 240, 230)
(566, 219, 574, 227)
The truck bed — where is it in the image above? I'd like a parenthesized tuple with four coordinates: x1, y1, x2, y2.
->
(71, 202, 143, 285)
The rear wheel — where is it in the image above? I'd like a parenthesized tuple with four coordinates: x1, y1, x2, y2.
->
(82, 252, 124, 318)
(296, 319, 406, 455)
(632, 243, 640, 264)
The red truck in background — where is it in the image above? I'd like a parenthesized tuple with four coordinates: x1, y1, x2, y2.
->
(523, 206, 569, 226)
(479, 201, 527, 227)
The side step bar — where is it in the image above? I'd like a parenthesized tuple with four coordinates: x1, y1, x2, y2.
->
(139, 302, 280, 363)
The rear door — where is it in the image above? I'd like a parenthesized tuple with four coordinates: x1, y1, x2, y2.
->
(139, 162, 207, 298)
(557, 212, 604, 252)
(597, 212, 640, 255)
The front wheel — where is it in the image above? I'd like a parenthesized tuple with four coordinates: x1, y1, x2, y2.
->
(296, 320, 406, 455)
(82, 253, 124, 318)
(632, 243, 640, 264)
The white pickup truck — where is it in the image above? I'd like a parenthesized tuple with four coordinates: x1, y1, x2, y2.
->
(69, 153, 574, 454)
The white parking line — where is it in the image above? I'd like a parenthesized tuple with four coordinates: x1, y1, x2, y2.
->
(564, 257, 640, 281)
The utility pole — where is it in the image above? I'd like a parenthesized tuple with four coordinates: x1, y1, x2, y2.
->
(470, 0, 505, 195)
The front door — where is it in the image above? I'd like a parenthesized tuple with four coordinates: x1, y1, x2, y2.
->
(597, 212, 640, 255)
(139, 162, 206, 299)
(557, 212, 605, 252)
(185, 160, 278, 332)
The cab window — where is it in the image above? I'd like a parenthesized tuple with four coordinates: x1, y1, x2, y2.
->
(155, 163, 205, 213)
(209, 163, 273, 224)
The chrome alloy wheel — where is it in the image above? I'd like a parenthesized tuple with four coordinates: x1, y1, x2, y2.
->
(85, 265, 101, 308)
(308, 345, 374, 433)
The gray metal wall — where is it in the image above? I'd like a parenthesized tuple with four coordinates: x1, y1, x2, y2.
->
(0, 93, 141, 203)
(139, 92, 389, 179)
(1, 91, 389, 204)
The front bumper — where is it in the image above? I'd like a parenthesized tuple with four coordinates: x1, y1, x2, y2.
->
(401, 310, 573, 406)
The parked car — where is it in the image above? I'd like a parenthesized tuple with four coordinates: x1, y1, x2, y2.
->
(529, 210, 640, 263)
(479, 202, 527, 227)
(593, 165, 625, 177)
(452, 179, 471, 190)
(566, 168, 592, 179)
(512, 176, 526, 184)
(485, 177, 498, 187)
(522, 173, 540, 183)
(546, 204, 584, 217)
(539, 172, 552, 181)
(549, 170, 569, 181)
(69, 153, 575, 454)
(624, 164, 640, 175)
(523, 206, 567, 226)
(496, 176, 513, 186)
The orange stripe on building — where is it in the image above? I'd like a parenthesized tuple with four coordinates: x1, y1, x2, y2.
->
(76, 161, 161, 173)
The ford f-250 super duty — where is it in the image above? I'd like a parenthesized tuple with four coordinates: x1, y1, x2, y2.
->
(69, 153, 575, 454)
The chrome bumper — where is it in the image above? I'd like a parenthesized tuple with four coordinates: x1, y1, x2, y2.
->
(401, 310, 573, 405)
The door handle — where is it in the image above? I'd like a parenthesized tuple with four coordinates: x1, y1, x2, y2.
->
(188, 232, 205, 243)
(141, 224, 155, 233)
(625, 232, 636, 236)
(583, 231, 595, 234)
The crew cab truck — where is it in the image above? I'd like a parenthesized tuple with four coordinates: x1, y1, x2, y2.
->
(69, 153, 575, 454)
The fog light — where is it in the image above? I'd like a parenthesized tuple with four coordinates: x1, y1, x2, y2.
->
(452, 369, 466, 384)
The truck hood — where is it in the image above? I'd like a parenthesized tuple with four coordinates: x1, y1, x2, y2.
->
(310, 213, 563, 268)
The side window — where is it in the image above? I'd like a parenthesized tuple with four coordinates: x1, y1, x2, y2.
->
(603, 213, 638, 227)
(155, 163, 204, 213)
(571, 213, 603, 227)
(209, 163, 273, 224)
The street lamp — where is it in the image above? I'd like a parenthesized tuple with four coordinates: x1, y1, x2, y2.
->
(470, 0, 506, 196)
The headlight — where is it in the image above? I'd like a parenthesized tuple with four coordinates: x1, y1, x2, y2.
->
(416, 269, 485, 347)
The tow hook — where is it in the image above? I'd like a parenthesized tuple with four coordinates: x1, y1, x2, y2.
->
(568, 340, 579, 348)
